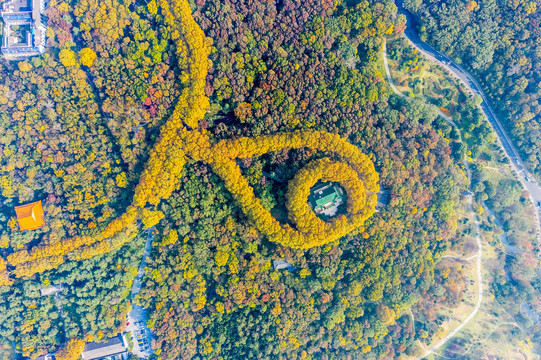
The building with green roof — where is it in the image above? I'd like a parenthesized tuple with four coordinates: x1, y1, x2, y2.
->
(309, 182, 347, 216)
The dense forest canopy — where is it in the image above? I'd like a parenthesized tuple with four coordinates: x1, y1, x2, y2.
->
(0, 0, 471, 358)
(404, 0, 541, 177)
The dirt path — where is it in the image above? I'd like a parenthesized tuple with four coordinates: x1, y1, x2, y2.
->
(383, 39, 484, 359)
(440, 253, 479, 262)
(459, 322, 520, 357)
(423, 194, 483, 358)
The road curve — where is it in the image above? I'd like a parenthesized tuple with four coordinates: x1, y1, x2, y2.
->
(383, 39, 483, 359)
(395, 1, 541, 247)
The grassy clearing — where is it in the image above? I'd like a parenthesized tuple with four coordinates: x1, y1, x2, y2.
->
(430, 226, 535, 359)
(386, 37, 463, 111)
(385, 35, 540, 359)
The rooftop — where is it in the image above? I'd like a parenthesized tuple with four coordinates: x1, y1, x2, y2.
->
(273, 259, 295, 271)
(314, 186, 341, 208)
(40, 284, 63, 296)
(14, 200, 45, 231)
(34, 354, 55, 360)
(2, 0, 32, 13)
(309, 182, 346, 216)
(81, 336, 127, 360)
(1, 0, 46, 59)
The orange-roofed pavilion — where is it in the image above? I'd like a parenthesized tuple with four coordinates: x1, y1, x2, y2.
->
(15, 201, 45, 231)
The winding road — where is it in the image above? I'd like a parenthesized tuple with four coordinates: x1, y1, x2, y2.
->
(384, 38, 484, 360)
(395, 1, 541, 246)
(383, 4, 541, 355)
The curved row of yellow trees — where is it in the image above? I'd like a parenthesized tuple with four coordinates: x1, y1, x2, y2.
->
(198, 130, 379, 249)
(0, 0, 378, 286)
(0, 0, 209, 286)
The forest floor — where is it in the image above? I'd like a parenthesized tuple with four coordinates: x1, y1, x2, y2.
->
(386, 41, 462, 106)
(382, 37, 539, 359)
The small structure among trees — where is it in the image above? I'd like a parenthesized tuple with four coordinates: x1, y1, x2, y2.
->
(308, 182, 346, 216)
(39, 284, 63, 297)
(14, 200, 45, 231)
(272, 259, 295, 271)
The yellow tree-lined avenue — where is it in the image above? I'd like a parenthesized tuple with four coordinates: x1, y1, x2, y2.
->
(0, 0, 378, 286)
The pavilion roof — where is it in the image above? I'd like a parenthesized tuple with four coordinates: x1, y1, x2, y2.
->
(15, 200, 45, 231)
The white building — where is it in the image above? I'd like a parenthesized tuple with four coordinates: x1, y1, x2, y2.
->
(1, 0, 47, 59)
(81, 336, 128, 360)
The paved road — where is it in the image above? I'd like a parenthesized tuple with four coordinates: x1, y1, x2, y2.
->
(386, 6, 541, 356)
(384, 39, 483, 360)
(395, 0, 541, 247)
(127, 227, 154, 359)
(130, 227, 154, 299)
